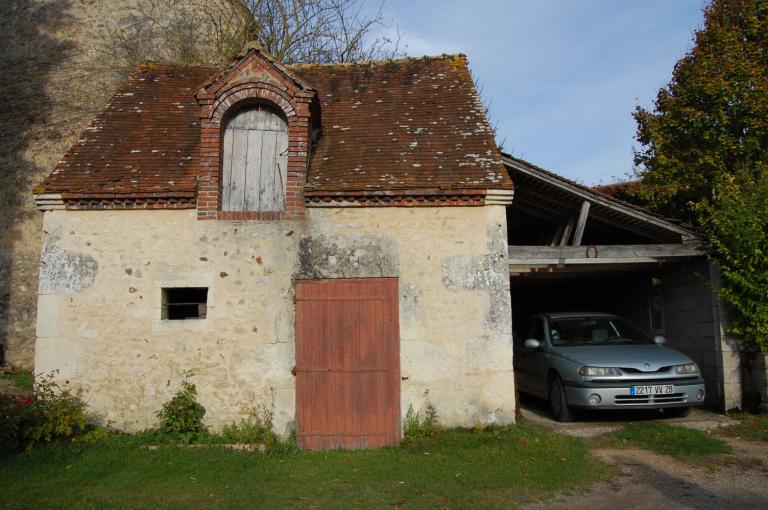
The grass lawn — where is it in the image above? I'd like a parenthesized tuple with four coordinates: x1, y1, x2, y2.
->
(608, 422, 732, 458)
(0, 372, 33, 391)
(721, 414, 768, 442)
(0, 424, 611, 510)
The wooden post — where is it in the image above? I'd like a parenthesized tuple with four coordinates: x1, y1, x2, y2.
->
(572, 200, 591, 246)
(549, 222, 566, 246)
(559, 216, 576, 246)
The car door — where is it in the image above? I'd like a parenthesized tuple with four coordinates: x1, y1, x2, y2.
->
(514, 317, 550, 398)
(513, 319, 532, 393)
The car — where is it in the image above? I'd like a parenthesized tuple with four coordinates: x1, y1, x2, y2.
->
(513, 312, 706, 421)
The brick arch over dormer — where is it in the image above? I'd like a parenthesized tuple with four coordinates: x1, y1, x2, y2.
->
(212, 83, 297, 124)
(195, 46, 316, 220)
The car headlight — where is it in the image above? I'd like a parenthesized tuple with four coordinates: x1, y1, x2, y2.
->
(674, 363, 700, 374)
(578, 366, 623, 377)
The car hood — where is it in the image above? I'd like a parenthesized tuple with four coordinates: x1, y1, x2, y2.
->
(553, 344, 693, 371)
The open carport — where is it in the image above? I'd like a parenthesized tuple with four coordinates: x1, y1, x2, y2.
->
(502, 155, 743, 412)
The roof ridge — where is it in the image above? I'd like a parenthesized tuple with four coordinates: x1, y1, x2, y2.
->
(130, 53, 468, 73)
(289, 53, 467, 69)
(135, 63, 218, 70)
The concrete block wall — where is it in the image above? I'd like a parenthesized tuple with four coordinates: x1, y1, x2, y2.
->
(661, 259, 742, 410)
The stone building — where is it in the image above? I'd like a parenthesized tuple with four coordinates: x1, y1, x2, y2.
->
(31, 42, 754, 449)
(32, 46, 516, 448)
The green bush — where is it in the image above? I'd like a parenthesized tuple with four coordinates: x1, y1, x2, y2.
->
(0, 394, 35, 454)
(220, 406, 276, 444)
(0, 371, 87, 454)
(27, 372, 87, 444)
(215, 406, 295, 453)
(156, 381, 206, 442)
(402, 399, 439, 443)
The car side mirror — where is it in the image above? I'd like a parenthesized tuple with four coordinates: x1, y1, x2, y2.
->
(653, 335, 666, 345)
(524, 339, 541, 349)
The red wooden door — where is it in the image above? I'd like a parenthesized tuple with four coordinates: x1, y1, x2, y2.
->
(295, 278, 400, 450)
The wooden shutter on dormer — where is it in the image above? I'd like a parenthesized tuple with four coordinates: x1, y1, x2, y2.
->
(221, 105, 289, 212)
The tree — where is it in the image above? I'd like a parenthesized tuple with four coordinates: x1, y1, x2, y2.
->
(697, 169, 768, 352)
(634, 0, 768, 220)
(100, 0, 402, 72)
(633, 0, 768, 352)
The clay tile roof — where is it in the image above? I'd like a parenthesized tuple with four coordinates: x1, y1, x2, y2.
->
(36, 64, 214, 197)
(36, 55, 511, 199)
(293, 55, 511, 191)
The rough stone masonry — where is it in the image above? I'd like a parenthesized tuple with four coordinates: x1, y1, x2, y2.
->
(0, 0, 145, 368)
(35, 206, 515, 433)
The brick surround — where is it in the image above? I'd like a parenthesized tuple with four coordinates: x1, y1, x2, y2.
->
(195, 48, 316, 221)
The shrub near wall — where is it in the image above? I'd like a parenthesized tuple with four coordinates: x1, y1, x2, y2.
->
(155, 381, 206, 443)
(0, 371, 86, 454)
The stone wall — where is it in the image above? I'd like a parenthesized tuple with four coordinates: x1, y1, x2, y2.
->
(1, 0, 227, 369)
(35, 205, 515, 433)
(0, 0, 144, 368)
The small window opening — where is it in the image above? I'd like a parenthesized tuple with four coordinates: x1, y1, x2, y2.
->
(162, 287, 208, 320)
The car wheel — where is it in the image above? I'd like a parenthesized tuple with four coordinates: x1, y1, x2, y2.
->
(548, 375, 573, 422)
(663, 406, 691, 418)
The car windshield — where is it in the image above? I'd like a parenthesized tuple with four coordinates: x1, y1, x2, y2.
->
(548, 317, 652, 346)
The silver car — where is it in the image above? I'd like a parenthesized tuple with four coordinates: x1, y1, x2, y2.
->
(514, 312, 706, 421)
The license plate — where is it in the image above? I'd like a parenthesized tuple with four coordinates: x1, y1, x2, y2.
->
(630, 384, 675, 396)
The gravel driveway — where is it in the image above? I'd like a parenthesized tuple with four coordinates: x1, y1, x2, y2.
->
(526, 436, 768, 509)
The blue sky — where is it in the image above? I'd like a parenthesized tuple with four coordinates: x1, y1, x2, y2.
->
(368, 0, 706, 184)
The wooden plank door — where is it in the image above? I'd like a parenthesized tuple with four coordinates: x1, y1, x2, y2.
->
(221, 105, 288, 212)
(295, 278, 400, 450)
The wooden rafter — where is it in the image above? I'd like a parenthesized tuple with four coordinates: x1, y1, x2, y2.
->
(503, 155, 696, 240)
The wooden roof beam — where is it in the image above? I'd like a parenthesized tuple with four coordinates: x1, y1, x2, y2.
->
(508, 242, 705, 266)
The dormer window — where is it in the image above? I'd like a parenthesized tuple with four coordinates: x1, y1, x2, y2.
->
(221, 104, 289, 211)
(195, 46, 314, 220)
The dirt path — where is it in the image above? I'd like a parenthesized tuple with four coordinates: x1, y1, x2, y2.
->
(526, 437, 768, 509)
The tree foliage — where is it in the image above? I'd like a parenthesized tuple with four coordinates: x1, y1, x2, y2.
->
(100, 0, 401, 71)
(697, 169, 768, 351)
(633, 0, 768, 219)
(633, 0, 768, 350)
